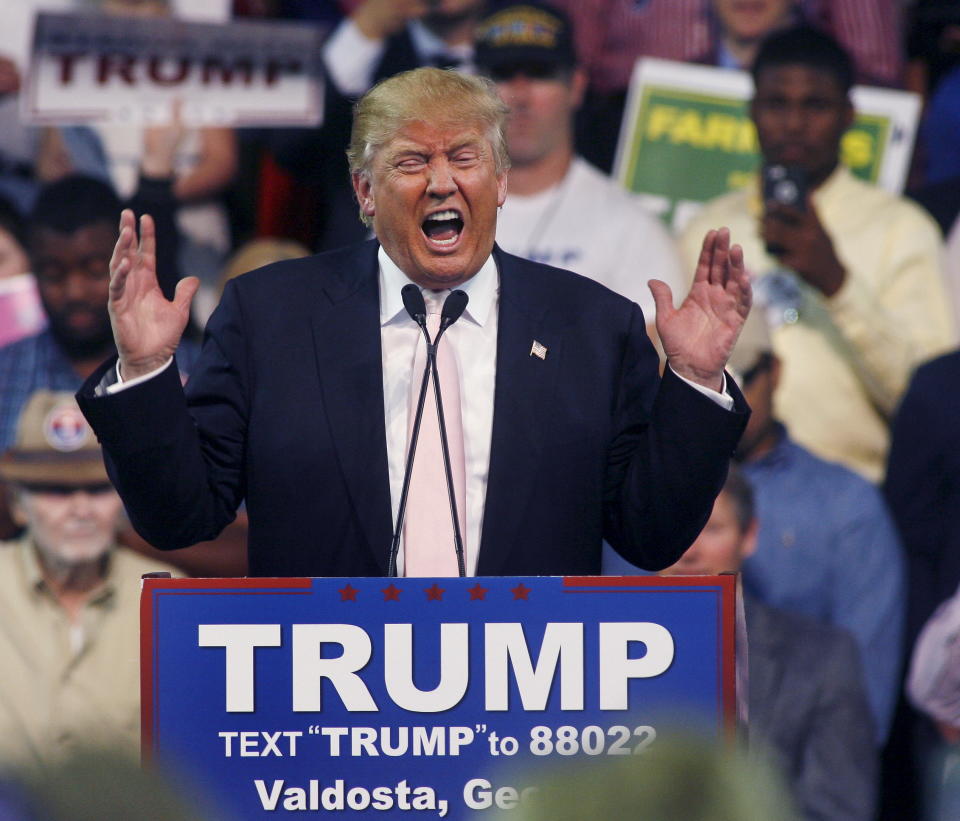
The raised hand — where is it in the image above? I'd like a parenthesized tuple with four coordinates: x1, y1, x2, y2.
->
(108, 209, 198, 380)
(649, 227, 751, 392)
(142, 100, 186, 180)
(353, 0, 430, 39)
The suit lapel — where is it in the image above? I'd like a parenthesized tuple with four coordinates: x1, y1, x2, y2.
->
(478, 251, 563, 574)
(310, 242, 393, 574)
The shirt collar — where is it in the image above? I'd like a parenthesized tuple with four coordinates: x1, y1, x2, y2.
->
(20, 537, 117, 607)
(378, 245, 499, 328)
(747, 421, 793, 469)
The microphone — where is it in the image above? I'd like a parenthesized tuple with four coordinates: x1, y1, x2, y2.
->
(401, 283, 426, 329)
(438, 290, 468, 338)
(430, 290, 469, 576)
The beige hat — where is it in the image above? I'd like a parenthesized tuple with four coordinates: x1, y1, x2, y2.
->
(728, 308, 774, 386)
(0, 390, 108, 486)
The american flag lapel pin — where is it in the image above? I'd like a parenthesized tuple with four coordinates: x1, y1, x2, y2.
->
(530, 340, 548, 360)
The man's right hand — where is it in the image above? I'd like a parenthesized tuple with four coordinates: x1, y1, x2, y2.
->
(109, 209, 198, 381)
(353, 0, 430, 40)
(761, 199, 846, 297)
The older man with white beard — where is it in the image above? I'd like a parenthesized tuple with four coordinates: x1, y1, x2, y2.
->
(0, 390, 179, 767)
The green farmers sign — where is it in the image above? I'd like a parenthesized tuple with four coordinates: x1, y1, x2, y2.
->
(615, 59, 919, 231)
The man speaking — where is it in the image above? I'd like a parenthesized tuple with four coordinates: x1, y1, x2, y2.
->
(77, 68, 750, 578)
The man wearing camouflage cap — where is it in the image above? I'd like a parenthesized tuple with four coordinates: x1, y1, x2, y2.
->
(476, 2, 685, 341)
(0, 390, 179, 766)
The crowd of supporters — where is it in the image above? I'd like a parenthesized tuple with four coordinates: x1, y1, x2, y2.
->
(1, 1, 960, 819)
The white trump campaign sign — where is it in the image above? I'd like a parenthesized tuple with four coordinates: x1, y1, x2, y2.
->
(22, 12, 325, 127)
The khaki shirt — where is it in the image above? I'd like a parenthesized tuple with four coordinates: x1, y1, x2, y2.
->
(0, 537, 181, 767)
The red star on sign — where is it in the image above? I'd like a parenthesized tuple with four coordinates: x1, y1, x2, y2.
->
(382, 584, 401, 601)
(511, 583, 530, 600)
(339, 584, 358, 601)
(425, 583, 445, 601)
(468, 584, 488, 600)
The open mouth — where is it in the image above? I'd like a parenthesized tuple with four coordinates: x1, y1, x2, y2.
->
(421, 209, 464, 247)
(64, 309, 99, 330)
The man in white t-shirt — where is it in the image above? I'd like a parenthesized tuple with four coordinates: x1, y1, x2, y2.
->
(476, 2, 685, 332)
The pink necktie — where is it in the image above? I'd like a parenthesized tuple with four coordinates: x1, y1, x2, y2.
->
(403, 293, 467, 577)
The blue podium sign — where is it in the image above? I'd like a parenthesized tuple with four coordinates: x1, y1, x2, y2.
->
(142, 575, 736, 819)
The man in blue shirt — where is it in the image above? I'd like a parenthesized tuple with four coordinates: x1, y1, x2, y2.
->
(730, 311, 905, 744)
(606, 307, 905, 742)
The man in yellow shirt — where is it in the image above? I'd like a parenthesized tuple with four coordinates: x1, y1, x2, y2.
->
(680, 25, 955, 481)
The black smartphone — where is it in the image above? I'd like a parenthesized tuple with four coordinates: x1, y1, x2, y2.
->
(762, 163, 807, 211)
(762, 163, 807, 255)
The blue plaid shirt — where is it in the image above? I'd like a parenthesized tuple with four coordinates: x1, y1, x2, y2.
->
(740, 426, 905, 744)
(0, 329, 199, 450)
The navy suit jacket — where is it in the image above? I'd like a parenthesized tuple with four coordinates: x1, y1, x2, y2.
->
(78, 240, 748, 577)
(885, 350, 960, 644)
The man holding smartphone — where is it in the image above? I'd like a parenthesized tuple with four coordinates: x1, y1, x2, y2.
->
(680, 25, 955, 483)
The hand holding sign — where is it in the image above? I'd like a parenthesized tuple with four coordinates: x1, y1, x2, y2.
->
(109, 209, 198, 380)
(142, 100, 187, 179)
(353, 0, 433, 39)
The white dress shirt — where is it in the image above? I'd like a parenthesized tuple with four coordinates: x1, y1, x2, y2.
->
(379, 246, 497, 576)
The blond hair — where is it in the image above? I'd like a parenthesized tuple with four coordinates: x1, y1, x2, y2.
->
(347, 68, 510, 225)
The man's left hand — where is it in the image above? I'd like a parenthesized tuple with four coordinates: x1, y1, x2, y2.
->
(762, 198, 846, 296)
(650, 227, 751, 393)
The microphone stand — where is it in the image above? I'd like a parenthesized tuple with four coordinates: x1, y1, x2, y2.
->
(430, 295, 468, 577)
(388, 286, 430, 576)
(386, 285, 468, 577)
